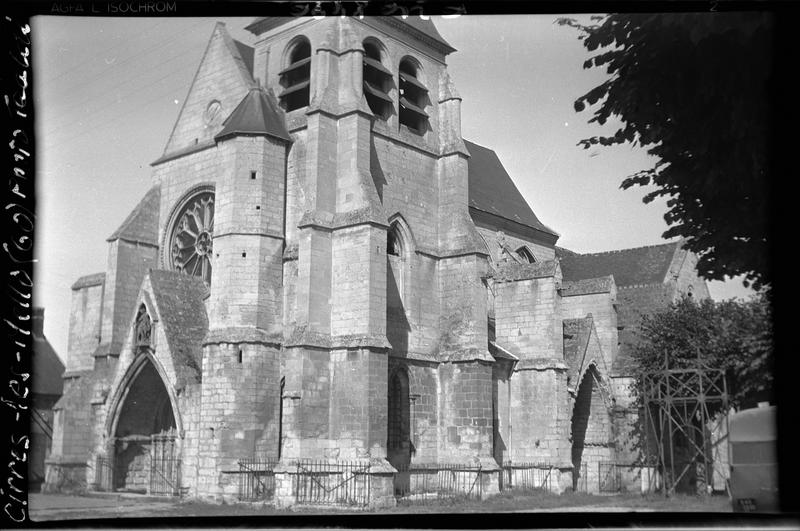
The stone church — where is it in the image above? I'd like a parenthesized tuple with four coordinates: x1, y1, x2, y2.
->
(44, 17, 707, 504)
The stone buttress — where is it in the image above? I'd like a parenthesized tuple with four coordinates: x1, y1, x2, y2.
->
(196, 89, 292, 500)
(492, 261, 574, 491)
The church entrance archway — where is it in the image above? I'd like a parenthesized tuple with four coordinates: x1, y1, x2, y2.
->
(570, 365, 612, 492)
(109, 356, 179, 494)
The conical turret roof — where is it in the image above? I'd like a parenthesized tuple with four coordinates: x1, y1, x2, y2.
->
(215, 87, 292, 143)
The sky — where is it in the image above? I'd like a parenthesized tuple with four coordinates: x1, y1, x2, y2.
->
(31, 15, 756, 363)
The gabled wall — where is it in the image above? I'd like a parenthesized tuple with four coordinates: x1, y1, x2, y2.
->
(162, 23, 254, 156)
(66, 276, 105, 372)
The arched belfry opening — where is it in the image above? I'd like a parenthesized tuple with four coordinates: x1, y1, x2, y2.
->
(362, 39, 392, 119)
(569, 364, 612, 492)
(279, 38, 311, 112)
(109, 356, 179, 495)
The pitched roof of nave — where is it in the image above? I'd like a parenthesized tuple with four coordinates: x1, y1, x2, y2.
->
(464, 139, 559, 238)
(32, 308, 65, 397)
(557, 241, 681, 288)
(215, 87, 292, 143)
(148, 270, 208, 387)
(107, 185, 160, 246)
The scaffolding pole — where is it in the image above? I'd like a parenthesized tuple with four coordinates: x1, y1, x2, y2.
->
(642, 348, 729, 496)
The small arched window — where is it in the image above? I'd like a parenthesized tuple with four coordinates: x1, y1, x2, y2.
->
(516, 246, 535, 264)
(279, 39, 311, 112)
(362, 40, 392, 119)
(398, 58, 428, 134)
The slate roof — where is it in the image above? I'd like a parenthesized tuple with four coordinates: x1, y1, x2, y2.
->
(394, 16, 455, 52)
(148, 270, 209, 387)
(465, 140, 558, 238)
(215, 88, 292, 143)
(107, 185, 160, 245)
(32, 309, 65, 397)
(558, 242, 680, 287)
(71, 272, 105, 290)
(555, 246, 579, 258)
(233, 39, 254, 76)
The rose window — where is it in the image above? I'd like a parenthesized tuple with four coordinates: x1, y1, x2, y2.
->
(168, 191, 214, 285)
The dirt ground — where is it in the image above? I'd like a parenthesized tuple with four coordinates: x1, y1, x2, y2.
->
(27, 489, 736, 524)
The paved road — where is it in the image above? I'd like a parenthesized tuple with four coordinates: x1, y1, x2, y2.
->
(28, 493, 180, 522)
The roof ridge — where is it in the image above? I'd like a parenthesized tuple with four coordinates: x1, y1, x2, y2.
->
(71, 272, 106, 290)
(574, 241, 679, 257)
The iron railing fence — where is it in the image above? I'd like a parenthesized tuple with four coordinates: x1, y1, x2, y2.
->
(598, 462, 625, 493)
(237, 458, 279, 501)
(393, 463, 483, 505)
(574, 462, 589, 493)
(293, 460, 372, 507)
(93, 456, 114, 492)
(500, 462, 556, 492)
(149, 455, 181, 496)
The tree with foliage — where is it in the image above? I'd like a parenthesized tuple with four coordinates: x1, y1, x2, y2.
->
(631, 293, 773, 410)
(557, 14, 774, 290)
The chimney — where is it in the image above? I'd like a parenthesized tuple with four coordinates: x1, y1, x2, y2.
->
(33, 307, 44, 338)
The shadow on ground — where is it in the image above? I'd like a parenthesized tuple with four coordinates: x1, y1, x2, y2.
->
(28, 490, 733, 522)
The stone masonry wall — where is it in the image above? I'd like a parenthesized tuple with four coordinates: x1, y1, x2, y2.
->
(406, 361, 439, 462)
(671, 249, 711, 300)
(494, 275, 563, 359)
(197, 343, 281, 499)
(438, 361, 494, 461)
(561, 292, 618, 372)
(475, 226, 555, 265)
(508, 369, 571, 464)
(67, 284, 104, 372)
(328, 348, 389, 459)
(163, 23, 253, 155)
(331, 226, 386, 338)
(107, 241, 159, 348)
(438, 255, 488, 357)
(279, 347, 331, 459)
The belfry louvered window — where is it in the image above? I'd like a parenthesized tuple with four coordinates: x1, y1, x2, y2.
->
(362, 41, 392, 119)
(279, 39, 311, 112)
(398, 58, 428, 134)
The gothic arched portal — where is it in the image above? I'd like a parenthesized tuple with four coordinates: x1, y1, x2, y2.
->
(569, 365, 613, 492)
(111, 357, 178, 493)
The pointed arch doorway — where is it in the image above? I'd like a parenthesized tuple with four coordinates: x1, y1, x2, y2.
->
(107, 355, 180, 495)
(569, 364, 613, 493)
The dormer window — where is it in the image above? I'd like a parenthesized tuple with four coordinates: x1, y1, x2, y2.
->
(398, 58, 428, 134)
(279, 39, 311, 112)
(516, 246, 536, 263)
(362, 40, 392, 120)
